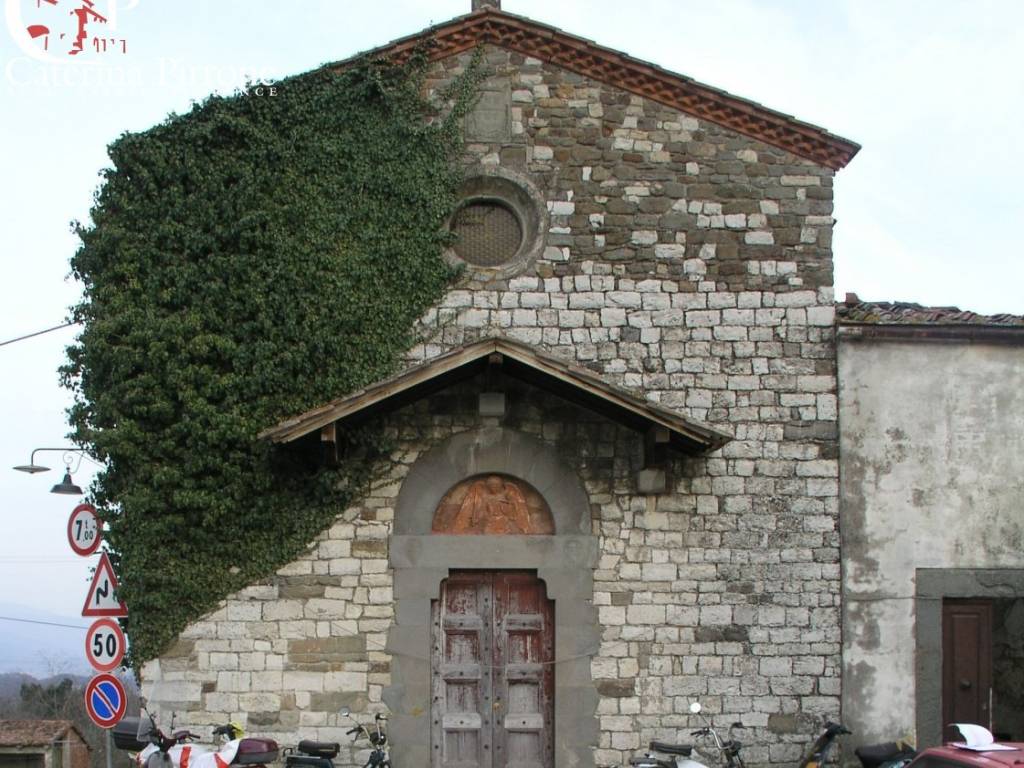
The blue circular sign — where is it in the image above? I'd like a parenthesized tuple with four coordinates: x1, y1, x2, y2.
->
(84, 673, 126, 728)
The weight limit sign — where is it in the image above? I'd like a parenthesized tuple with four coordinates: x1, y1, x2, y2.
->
(67, 503, 102, 556)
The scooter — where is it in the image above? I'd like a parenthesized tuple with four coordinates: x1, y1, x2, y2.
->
(282, 708, 389, 768)
(113, 709, 278, 768)
(282, 733, 340, 768)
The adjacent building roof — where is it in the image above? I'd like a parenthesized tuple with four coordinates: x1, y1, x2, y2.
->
(838, 295, 1024, 326)
(260, 336, 731, 454)
(0, 720, 85, 748)
(330, 5, 859, 170)
(837, 294, 1024, 344)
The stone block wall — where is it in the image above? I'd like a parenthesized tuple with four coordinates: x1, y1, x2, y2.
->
(144, 373, 839, 765)
(142, 45, 842, 767)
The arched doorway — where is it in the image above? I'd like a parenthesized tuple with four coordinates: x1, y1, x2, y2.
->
(384, 428, 599, 768)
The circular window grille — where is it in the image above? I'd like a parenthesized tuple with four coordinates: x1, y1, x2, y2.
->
(451, 200, 523, 267)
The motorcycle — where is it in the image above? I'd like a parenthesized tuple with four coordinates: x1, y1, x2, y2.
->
(282, 708, 388, 768)
(627, 702, 850, 768)
(113, 709, 278, 768)
(282, 733, 340, 768)
(855, 741, 916, 768)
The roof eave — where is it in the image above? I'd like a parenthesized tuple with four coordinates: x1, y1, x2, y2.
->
(320, 7, 858, 170)
(259, 338, 731, 455)
(838, 322, 1024, 346)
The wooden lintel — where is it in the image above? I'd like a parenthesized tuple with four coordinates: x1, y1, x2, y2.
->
(320, 422, 338, 467)
(649, 425, 670, 443)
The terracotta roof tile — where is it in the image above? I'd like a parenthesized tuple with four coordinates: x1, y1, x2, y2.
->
(325, 6, 859, 169)
(838, 294, 1024, 326)
(0, 720, 75, 747)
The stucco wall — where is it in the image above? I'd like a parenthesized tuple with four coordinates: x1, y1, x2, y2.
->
(141, 43, 843, 768)
(839, 336, 1024, 748)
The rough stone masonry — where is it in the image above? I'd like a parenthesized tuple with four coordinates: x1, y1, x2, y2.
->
(141, 41, 844, 768)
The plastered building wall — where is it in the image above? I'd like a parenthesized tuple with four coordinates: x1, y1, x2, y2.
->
(839, 337, 1024, 748)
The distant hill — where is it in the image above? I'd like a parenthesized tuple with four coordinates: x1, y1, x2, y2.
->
(0, 603, 93, 678)
(0, 673, 33, 700)
(0, 671, 92, 700)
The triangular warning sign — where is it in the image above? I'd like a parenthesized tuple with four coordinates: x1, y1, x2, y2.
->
(82, 552, 128, 617)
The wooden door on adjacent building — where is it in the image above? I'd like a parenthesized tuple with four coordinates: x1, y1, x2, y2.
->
(943, 600, 993, 740)
(432, 570, 554, 768)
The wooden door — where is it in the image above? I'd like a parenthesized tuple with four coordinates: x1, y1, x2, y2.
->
(943, 600, 993, 740)
(433, 571, 554, 768)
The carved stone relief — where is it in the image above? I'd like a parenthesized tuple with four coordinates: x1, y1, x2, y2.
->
(431, 473, 555, 534)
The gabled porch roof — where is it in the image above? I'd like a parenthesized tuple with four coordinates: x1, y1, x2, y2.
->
(259, 336, 730, 455)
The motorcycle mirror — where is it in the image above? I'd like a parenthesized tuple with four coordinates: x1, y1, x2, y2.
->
(137, 709, 154, 740)
(689, 702, 702, 714)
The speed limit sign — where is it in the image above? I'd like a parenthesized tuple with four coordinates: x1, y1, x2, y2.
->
(67, 503, 102, 556)
(85, 618, 125, 672)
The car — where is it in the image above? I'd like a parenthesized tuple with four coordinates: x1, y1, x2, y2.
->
(906, 744, 1024, 768)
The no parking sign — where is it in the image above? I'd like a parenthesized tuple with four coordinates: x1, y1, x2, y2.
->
(84, 673, 126, 728)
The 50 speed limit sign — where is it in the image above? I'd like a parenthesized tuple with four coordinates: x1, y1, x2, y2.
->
(85, 618, 125, 673)
(67, 503, 102, 556)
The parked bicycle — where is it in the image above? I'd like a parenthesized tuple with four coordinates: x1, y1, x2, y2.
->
(627, 701, 850, 768)
(338, 708, 390, 768)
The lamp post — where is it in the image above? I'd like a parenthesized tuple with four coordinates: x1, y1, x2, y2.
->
(13, 446, 116, 768)
(12, 447, 90, 494)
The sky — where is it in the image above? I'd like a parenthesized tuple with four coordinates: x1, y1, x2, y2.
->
(1, 0, 1022, 675)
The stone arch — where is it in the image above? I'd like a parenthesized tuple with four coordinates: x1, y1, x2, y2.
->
(385, 427, 599, 768)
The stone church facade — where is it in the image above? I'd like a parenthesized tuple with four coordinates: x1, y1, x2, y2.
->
(140, 4, 860, 767)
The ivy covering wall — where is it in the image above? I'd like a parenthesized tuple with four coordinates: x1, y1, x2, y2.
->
(61, 49, 481, 667)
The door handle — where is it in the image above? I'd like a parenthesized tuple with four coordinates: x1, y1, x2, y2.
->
(959, 679, 972, 690)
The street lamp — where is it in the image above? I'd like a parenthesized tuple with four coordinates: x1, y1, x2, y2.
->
(13, 447, 90, 495)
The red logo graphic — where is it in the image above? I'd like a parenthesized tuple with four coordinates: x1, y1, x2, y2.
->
(18, 0, 128, 57)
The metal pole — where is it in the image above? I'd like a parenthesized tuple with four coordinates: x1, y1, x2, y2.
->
(106, 728, 113, 768)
